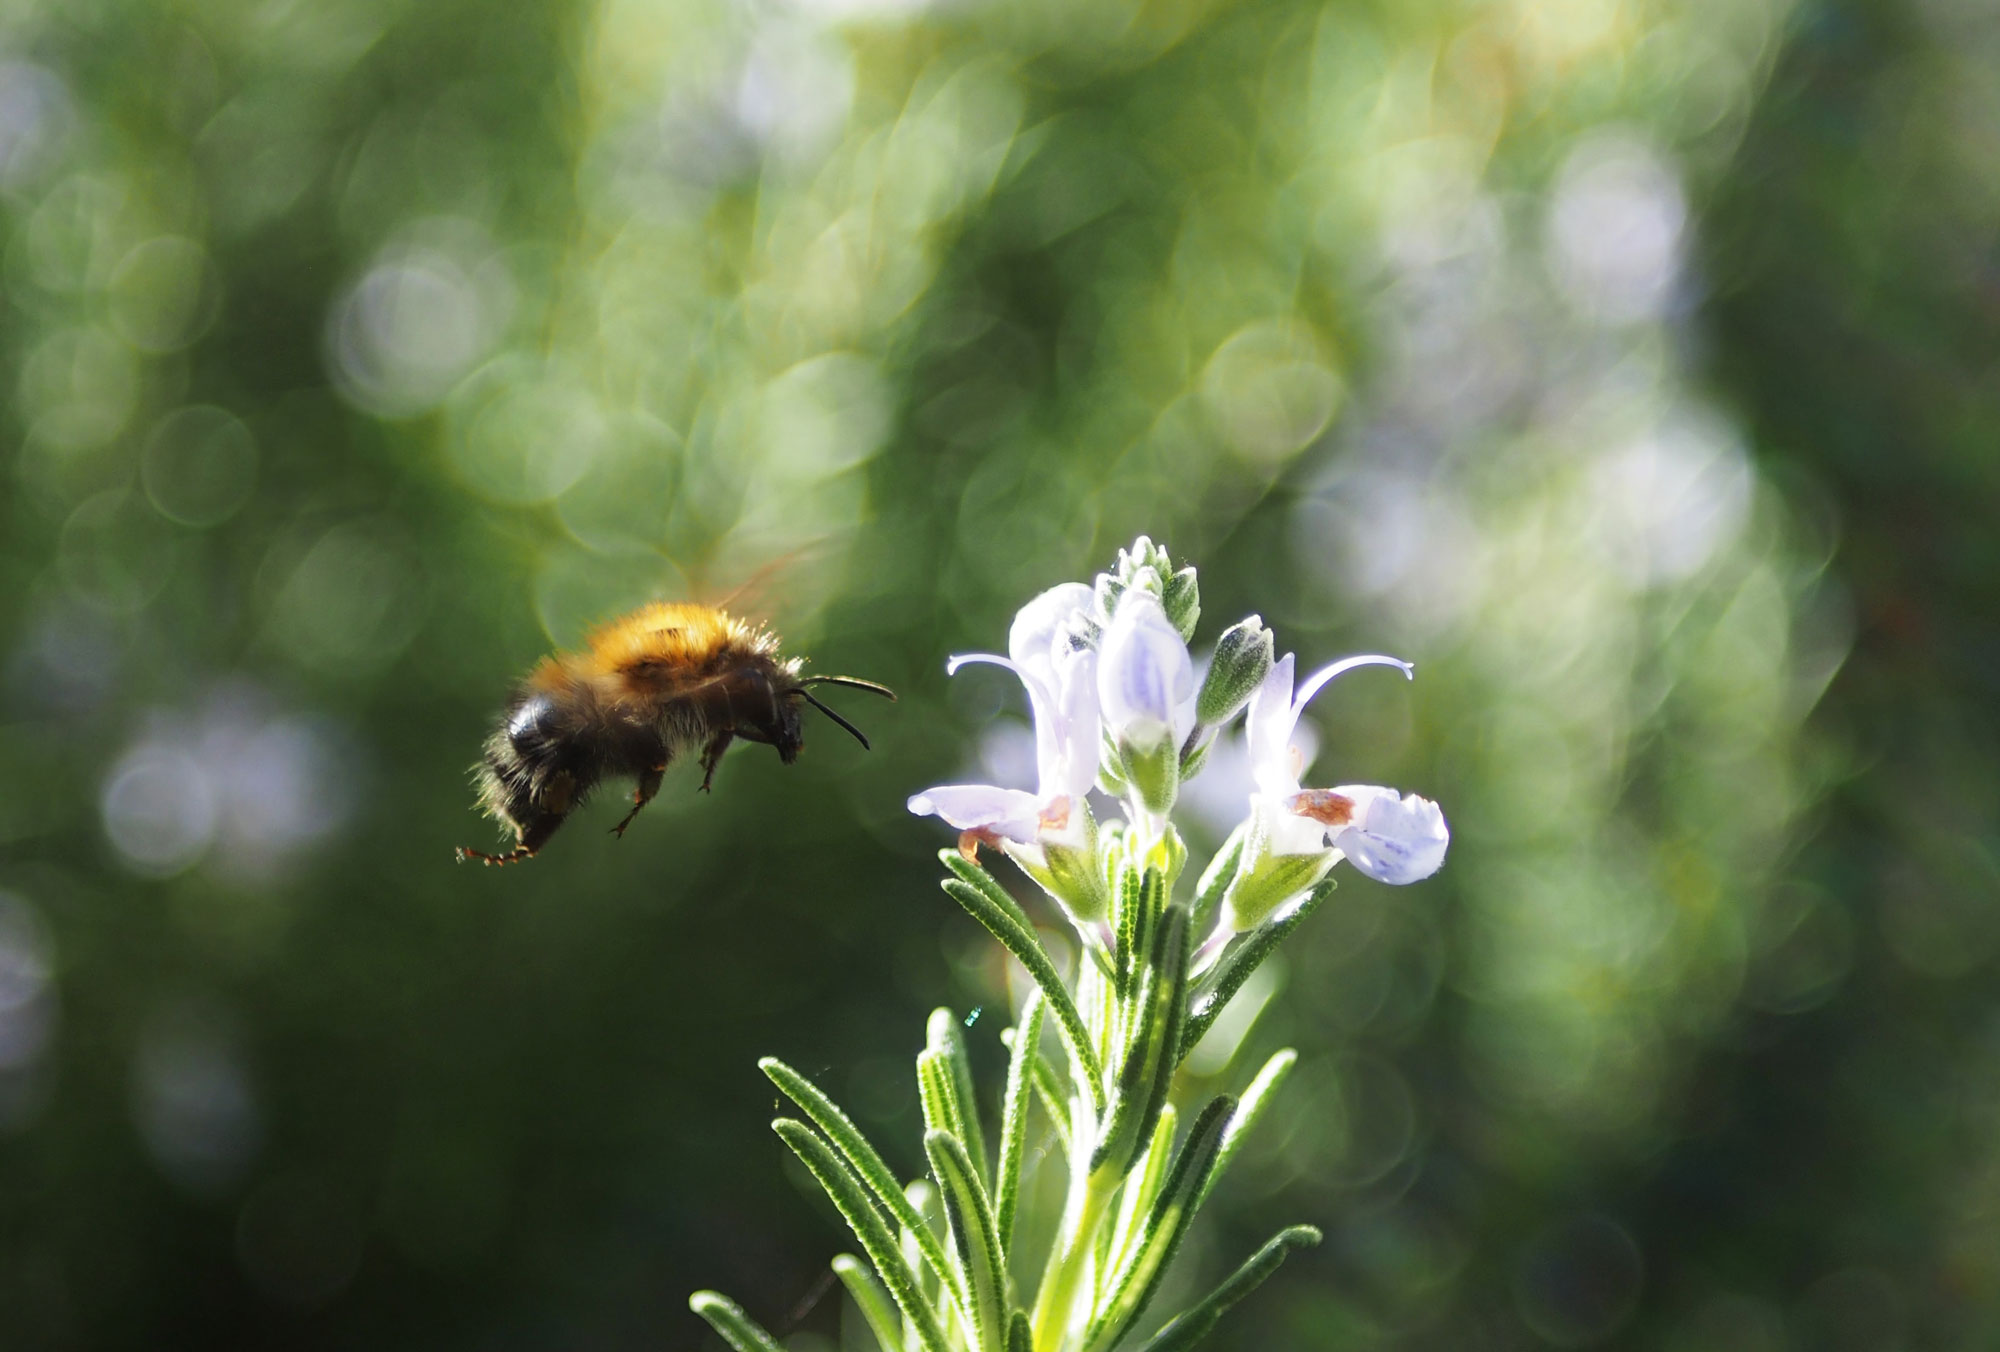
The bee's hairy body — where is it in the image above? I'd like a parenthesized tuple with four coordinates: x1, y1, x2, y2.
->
(460, 603, 887, 866)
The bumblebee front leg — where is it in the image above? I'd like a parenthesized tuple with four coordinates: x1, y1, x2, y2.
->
(698, 732, 734, 792)
(610, 765, 665, 838)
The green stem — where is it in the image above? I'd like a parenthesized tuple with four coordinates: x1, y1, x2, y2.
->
(1030, 1160, 1118, 1352)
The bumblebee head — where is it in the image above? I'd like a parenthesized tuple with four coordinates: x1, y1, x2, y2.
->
(728, 669, 892, 762)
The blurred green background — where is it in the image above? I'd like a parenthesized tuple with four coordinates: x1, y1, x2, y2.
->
(1, 0, 1996, 1346)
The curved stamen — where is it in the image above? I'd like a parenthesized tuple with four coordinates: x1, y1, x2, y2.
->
(1290, 654, 1412, 718)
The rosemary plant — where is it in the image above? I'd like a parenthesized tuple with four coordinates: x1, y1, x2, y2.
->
(692, 538, 1449, 1352)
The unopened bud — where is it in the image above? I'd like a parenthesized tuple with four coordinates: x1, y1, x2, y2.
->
(1195, 615, 1273, 726)
(1162, 566, 1199, 641)
(1095, 536, 1179, 627)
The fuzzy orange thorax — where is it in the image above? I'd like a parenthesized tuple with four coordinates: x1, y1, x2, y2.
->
(587, 602, 781, 675)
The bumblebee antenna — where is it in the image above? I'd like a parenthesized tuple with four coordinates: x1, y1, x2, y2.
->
(798, 689, 873, 750)
(800, 675, 897, 700)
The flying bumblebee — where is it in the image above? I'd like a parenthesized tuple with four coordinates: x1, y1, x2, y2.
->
(457, 602, 893, 865)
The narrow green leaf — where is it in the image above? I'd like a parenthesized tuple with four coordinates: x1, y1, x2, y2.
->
(1133, 1226, 1322, 1352)
(1027, 1048, 1073, 1154)
(1092, 906, 1190, 1176)
(1113, 864, 1142, 1001)
(1198, 1049, 1296, 1211)
(1179, 880, 1333, 1063)
(918, 1049, 964, 1144)
(772, 1119, 951, 1352)
(926, 1130, 1008, 1352)
(942, 878, 1105, 1111)
(996, 991, 1047, 1251)
(941, 850, 1039, 940)
(1008, 1309, 1032, 1352)
(1106, 1102, 1177, 1280)
(1082, 1095, 1234, 1352)
(760, 1058, 958, 1301)
(834, 1254, 908, 1352)
(1189, 826, 1247, 938)
(902, 1181, 942, 1311)
(689, 1291, 785, 1352)
(928, 1007, 989, 1182)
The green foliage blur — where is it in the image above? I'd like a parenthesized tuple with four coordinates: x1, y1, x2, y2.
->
(0, 0, 1994, 1346)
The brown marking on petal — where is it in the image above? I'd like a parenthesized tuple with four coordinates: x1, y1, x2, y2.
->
(958, 828, 1005, 862)
(1038, 795, 1073, 833)
(1287, 790, 1356, 827)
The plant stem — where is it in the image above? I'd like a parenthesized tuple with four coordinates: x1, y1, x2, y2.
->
(1030, 1158, 1119, 1352)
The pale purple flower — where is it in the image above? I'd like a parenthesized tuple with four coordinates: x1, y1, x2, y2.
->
(907, 583, 1099, 850)
(1244, 652, 1448, 884)
(1096, 591, 1194, 754)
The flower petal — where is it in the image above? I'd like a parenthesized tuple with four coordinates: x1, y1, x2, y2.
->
(1009, 582, 1095, 675)
(1255, 789, 1327, 856)
(1048, 643, 1101, 799)
(1097, 592, 1193, 747)
(906, 784, 1044, 843)
(1244, 652, 1299, 798)
(1326, 784, 1449, 885)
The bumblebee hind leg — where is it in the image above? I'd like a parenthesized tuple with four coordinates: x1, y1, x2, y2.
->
(610, 765, 665, 838)
(457, 807, 568, 865)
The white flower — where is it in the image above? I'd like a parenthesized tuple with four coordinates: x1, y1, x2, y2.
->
(1097, 590, 1194, 754)
(907, 583, 1099, 850)
(1243, 651, 1448, 883)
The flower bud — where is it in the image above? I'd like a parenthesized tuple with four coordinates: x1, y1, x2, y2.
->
(1162, 565, 1200, 641)
(1195, 615, 1274, 727)
(1095, 536, 1179, 628)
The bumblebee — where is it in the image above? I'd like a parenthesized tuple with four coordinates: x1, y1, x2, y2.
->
(458, 602, 893, 865)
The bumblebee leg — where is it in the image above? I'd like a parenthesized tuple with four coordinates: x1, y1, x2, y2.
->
(610, 766, 665, 838)
(457, 808, 567, 866)
(698, 732, 734, 793)
(456, 844, 534, 866)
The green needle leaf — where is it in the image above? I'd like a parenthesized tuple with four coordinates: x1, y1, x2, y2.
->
(996, 991, 1046, 1251)
(1027, 1047, 1073, 1154)
(928, 1007, 989, 1181)
(1082, 1094, 1234, 1352)
(926, 1130, 1008, 1352)
(1189, 825, 1247, 937)
(833, 1255, 908, 1352)
(1198, 1049, 1296, 1211)
(1133, 1226, 1323, 1352)
(1179, 880, 1333, 1063)
(772, 1118, 951, 1352)
(760, 1058, 959, 1303)
(1113, 865, 1142, 1000)
(689, 1291, 786, 1352)
(942, 877, 1105, 1111)
(918, 1049, 965, 1144)
(942, 850, 1040, 940)
(1092, 905, 1189, 1176)
(1106, 1102, 1177, 1281)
